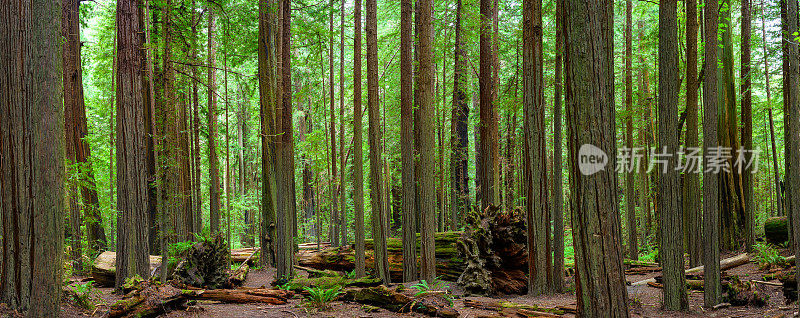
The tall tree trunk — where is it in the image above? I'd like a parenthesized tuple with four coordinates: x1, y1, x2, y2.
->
(63, 0, 108, 258)
(207, 6, 222, 235)
(636, 20, 653, 248)
(522, 0, 549, 296)
(658, 0, 688, 310)
(353, 0, 366, 278)
(450, 0, 468, 231)
(564, 0, 629, 315)
(328, 0, 340, 247)
(400, 0, 418, 283)
(416, 0, 436, 283)
(367, 0, 391, 283)
(703, 0, 722, 307)
(782, 0, 800, 301)
(683, 0, 701, 268)
(479, 0, 498, 209)
(718, 0, 743, 251)
(740, 0, 754, 251)
(763, 0, 782, 217)
(623, 0, 637, 262)
(258, 0, 278, 267)
(339, 0, 348, 247)
(276, 0, 297, 279)
(191, 0, 203, 234)
(551, 0, 565, 294)
(0, 1, 65, 313)
(114, 0, 151, 290)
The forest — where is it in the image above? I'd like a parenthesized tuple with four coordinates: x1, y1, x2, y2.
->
(2, 0, 800, 317)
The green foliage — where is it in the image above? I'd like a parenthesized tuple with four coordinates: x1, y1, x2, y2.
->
(411, 279, 454, 306)
(167, 240, 196, 269)
(67, 282, 98, 310)
(752, 241, 786, 269)
(303, 286, 342, 310)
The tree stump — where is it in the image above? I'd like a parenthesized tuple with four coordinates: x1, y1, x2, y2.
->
(457, 205, 529, 295)
(764, 216, 789, 245)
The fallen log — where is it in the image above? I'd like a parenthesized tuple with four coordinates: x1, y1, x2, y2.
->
(624, 266, 662, 275)
(108, 283, 187, 318)
(296, 231, 464, 282)
(631, 253, 750, 286)
(109, 281, 293, 317)
(463, 299, 565, 318)
(342, 285, 458, 318)
(624, 259, 659, 267)
(227, 263, 249, 287)
(182, 288, 293, 304)
(91, 251, 162, 287)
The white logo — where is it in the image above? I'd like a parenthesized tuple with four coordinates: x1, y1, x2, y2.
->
(579, 144, 608, 176)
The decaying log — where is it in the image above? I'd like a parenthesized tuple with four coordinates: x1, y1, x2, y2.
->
(631, 253, 750, 286)
(342, 286, 459, 318)
(91, 251, 162, 287)
(625, 266, 662, 275)
(764, 216, 789, 245)
(282, 276, 382, 291)
(108, 281, 293, 317)
(624, 259, 659, 267)
(296, 231, 464, 281)
(457, 206, 529, 295)
(463, 299, 566, 318)
(92, 247, 262, 287)
(182, 288, 293, 304)
(227, 263, 249, 287)
(648, 276, 767, 307)
(108, 283, 187, 318)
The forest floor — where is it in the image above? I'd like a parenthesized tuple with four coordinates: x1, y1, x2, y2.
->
(59, 251, 799, 318)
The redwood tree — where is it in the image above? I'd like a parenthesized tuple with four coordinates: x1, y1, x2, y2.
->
(400, 0, 418, 282)
(115, 0, 152, 290)
(0, 1, 65, 314)
(353, 0, 366, 278)
(703, 0, 722, 307)
(564, 0, 629, 315)
(522, 0, 549, 295)
(450, 0, 469, 231)
(367, 0, 391, 283)
(658, 0, 687, 310)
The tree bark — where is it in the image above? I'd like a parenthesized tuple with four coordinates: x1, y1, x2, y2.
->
(367, 0, 391, 284)
(763, 0, 783, 217)
(479, 0, 498, 209)
(450, 0, 469, 231)
(329, 0, 339, 248)
(400, 0, 418, 283)
(703, 0, 722, 307)
(339, 0, 347, 247)
(683, 0, 701, 268)
(258, 0, 279, 268)
(275, 0, 296, 279)
(564, 0, 629, 316)
(740, 0, 754, 251)
(0, 1, 65, 314)
(782, 0, 800, 302)
(114, 0, 152, 290)
(551, 0, 565, 294)
(353, 0, 366, 278)
(416, 0, 436, 283)
(623, 0, 637, 263)
(658, 0, 688, 310)
(522, 0, 549, 296)
(207, 6, 222, 235)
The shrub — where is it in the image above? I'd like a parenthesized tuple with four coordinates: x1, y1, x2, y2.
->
(304, 286, 342, 310)
(752, 241, 786, 269)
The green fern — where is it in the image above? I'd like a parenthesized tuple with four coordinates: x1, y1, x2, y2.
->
(304, 286, 342, 309)
(752, 241, 786, 269)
